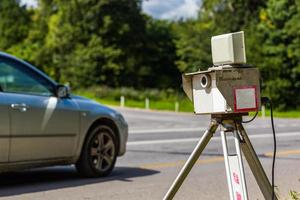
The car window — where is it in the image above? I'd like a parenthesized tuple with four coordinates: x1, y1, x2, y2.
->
(0, 58, 54, 96)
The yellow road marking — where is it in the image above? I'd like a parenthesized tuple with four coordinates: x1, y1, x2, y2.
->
(264, 149, 300, 157)
(140, 149, 300, 170)
(140, 156, 224, 170)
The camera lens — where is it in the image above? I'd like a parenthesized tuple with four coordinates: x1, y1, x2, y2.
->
(201, 76, 207, 86)
(200, 74, 211, 88)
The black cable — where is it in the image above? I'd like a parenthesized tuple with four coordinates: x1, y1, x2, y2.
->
(269, 99, 276, 200)
(261, 97, 276, 200)
(241, 97, 276, 199)
(242, 111, 258, 123)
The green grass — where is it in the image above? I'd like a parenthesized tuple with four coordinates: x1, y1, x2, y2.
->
(257, 109, 300, 118)
(90, 96, 194, 112)
(74, 90, 300, 118)
(74, 89, 194, 112)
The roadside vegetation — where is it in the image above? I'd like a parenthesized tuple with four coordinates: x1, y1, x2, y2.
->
(0, 0, 299, 115)
(74, 87, 193, 112)
(276, 188, 300, 200)
(288, 190, 300, 200)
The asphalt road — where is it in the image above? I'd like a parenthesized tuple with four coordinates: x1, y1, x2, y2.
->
(0, 108, 299, 200)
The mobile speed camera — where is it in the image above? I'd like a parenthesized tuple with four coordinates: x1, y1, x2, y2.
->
(182, 31, 261, 114)
(165, 32, 277, 200)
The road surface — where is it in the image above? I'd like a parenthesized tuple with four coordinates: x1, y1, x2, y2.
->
(0, 108, 299, 200)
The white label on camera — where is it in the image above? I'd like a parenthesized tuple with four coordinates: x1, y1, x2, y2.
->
(234, 87, 257, 111)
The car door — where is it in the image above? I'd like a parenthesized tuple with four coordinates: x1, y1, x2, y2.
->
(0, 91, 10, 163)
(0, 56, 80, 162)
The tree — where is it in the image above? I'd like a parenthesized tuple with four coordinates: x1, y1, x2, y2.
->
(173, 19, 214, 73)
(36, 0, 180, 89)
(38, 0, 148, 87)
(129, 17, 180, 88)
(201, 0, 265, 32)
(8, 0, 57, 75)
(0, 0, 30, 50)
(256, 0, 300, 109)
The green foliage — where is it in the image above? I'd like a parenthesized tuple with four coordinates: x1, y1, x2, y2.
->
(78, 86, 182, 102)
(137, 18, 180, 88)
(8, 0, 57, 74)
(0, 0, 30, 50)
(74, 86, 193, 112)
(174, 19, 214, 72)
(11, 0, 180, 90)
(288, 190, 300, 200)
(255, 0, 300, 109)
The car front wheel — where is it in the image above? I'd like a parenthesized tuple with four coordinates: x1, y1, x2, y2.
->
(76, 124, 117, 177)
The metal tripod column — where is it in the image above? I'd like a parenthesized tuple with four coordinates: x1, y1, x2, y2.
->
(163, 120, 218, 200)
(233, 130, 248, 200)
(220, 129, 234, 200)
(220, 122, 248, 200)
(236, 123, 278, 200)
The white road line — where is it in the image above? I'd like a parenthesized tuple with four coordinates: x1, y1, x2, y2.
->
(277, 123, 299, 127)
(124, 114, 195, 122)
(130, 127, 207, 134)
(127, 132, 300, 146)
(246, 124, 270, 129)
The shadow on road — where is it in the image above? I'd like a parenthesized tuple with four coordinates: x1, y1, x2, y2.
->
(0, 166, 159, 197)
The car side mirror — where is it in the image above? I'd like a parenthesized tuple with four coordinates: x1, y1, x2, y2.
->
(56, 85, 70, 98)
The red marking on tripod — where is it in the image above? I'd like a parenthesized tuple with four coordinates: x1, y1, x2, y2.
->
(236, 192, 242, 200)
(233, 172, 240, 184)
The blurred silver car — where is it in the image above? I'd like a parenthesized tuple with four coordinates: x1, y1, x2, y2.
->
(0, 52, 128, 177)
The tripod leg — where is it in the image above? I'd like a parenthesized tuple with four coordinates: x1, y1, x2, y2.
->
(163, 120, 218, 200)
(220, 130, 234, 200)
(236, 123, 278, 200)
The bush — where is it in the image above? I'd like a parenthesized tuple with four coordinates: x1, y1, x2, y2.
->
(86, 86, 182, 102)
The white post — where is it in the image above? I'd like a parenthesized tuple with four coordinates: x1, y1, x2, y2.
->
(175, 102, 179, 112)
(261, 105, 265, 118)
(145, 98, 150, 110)
(120, 96, 125, 107)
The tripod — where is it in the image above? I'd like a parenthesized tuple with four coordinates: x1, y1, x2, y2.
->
(163, 114, 277, 200)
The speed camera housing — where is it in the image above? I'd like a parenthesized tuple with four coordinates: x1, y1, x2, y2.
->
(182, 31, 261, 115)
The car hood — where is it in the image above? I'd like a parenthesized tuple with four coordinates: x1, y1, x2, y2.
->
(70, 94, 119, 116)
(71, 94, 94, 102)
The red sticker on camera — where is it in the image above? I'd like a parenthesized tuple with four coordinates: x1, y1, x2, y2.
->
(234, 86, 258, 112)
